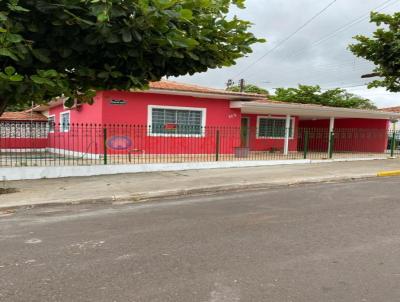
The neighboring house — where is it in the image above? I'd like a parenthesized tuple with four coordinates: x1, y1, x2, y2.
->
(0, 111, 48, 150)
(381, 106, 400, 149)
(5, 81, 400, 156)
(381, 106, 400, 131)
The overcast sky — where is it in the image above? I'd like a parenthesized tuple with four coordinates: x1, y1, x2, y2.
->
(174, 0, 400, 108)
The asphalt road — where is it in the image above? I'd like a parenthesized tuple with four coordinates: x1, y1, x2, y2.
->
(1, 178, 400, 302)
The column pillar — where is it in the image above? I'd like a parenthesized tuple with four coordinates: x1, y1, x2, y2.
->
(284, 115, 291, 155)
(328, 117, 335, 153)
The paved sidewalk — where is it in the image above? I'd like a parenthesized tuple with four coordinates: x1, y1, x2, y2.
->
(1, 159, 400, 210)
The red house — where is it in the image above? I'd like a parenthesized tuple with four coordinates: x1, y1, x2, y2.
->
(3, 81, 399, 162)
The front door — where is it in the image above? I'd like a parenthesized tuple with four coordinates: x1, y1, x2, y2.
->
(240, 117, 249, 148)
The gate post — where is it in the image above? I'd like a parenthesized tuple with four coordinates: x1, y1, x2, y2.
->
(103, 127, 108, 165)
(303, 130, 309, 159)
(329, 131, 335, 159)
(390, 131, 396, 158)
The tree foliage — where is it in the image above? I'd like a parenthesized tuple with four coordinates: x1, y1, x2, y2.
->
(349, 12, 400, 92)
(226, 83, 269, 96)
(0, 0, 264, 114)
(270, 85, 377, 109)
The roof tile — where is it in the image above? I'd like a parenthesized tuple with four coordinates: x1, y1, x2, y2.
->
(149, 80, 263, 98)
(381, 106, 400, 113)
(0, 111, 48, 121)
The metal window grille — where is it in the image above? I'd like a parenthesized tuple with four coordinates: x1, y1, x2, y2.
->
(151, 108, 203, 135)
(258, 118, 293, 138)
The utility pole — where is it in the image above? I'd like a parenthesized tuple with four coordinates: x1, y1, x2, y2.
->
(239, 79, 245, 92)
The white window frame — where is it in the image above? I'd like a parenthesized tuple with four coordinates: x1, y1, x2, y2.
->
(147, 105, 207, 137)
(256, 116, 295, 139)
(48, 114, 55, 133)
(60, 111, 70, 133)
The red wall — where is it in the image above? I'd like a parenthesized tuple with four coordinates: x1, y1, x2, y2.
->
(101, 90, 241, 126)
(0, 138, 47, 149)
(47, 93, 104, 154)
(49, 92, 103, 125)
(242, 114, 299, 152)
(298, 118, 389, 153)
(102, 91, 241, 155)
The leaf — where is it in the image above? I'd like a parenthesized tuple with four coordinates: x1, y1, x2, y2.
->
(155, 0, 177, 9)
(106, 34, 119, 43)
(179, 9, 193, 20)
(30, 75, 55, 86)
(131, 30, 142, 42)
(0, 12, 7, 22)
(187, 52, 199, 60)
(31, 49, 51, 63)
(97, 12, 109, 23)
(97, 71, 109, 79)
(0, 48, 18, 61)
(7, 33, 23, 43)
(4, 66, 16, 76)
(9, 74, 23, 81)
(7, 4, 29, 12)
(42, 69, 58, 78)
(121, 28, 132, 43)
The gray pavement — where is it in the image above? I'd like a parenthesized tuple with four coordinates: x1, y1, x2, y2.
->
(1, 159, 400, 209)
(1, 177, 400, 301)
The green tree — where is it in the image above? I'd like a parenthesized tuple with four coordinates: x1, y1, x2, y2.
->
(226, 83, 269, 96)
(0, 0, 264, 114)
(270, 85, 377, 109)
(349, 12, 400, 92)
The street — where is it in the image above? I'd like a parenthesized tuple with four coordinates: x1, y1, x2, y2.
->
(1, 177, 400, 302)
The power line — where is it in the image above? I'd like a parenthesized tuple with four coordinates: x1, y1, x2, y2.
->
(255, 64, 374, 88)
(260, 59, 372, 79)
(242, 0, 400, 87)
(320, 83, 370, 90)
(284, 0, 400, 60)
(233, 0, 338, 79)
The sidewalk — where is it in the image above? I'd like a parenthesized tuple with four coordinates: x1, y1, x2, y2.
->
(1, 159, 400, 210)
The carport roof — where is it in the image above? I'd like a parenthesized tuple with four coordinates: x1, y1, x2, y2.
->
(232, 99, 400, 120)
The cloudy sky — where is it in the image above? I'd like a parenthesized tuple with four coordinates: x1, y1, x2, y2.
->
(174, 0, 400, 108)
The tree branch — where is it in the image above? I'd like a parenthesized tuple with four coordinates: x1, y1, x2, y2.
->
(361, 72, 381, 78)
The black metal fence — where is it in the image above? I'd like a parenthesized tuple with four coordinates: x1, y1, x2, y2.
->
(0, 122, 398, 167)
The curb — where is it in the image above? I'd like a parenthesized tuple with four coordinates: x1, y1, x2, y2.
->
(0, 173, 378, 213)
(377, 170, 400, 177)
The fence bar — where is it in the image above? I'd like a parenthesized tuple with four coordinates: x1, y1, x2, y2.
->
(215, 129, 220, 162)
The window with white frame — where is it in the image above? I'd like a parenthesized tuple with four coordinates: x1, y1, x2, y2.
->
(257, 117, 294, 139)
(48, 115, 55, 133)
(60, 112, 70, 132)
(149, 106, 205, 135)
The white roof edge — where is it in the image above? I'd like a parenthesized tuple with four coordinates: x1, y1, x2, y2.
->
(236, 101, 400, 119)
